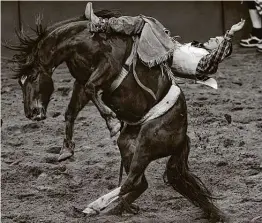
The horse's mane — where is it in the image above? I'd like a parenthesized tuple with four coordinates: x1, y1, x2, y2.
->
(3, 9, 122, 79)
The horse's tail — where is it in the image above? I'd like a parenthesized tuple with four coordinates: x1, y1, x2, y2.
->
(166, 135, 224, 221)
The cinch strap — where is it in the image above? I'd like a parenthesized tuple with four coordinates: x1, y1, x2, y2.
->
(124, 84, 181, 126)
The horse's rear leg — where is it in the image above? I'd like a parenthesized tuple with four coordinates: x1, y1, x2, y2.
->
(83, 125, 149, 216)
(106, 174, 148, 215)
(110, 148, 151, 215)
(107, 125, 148, 215)
(166, 136, 224, 222)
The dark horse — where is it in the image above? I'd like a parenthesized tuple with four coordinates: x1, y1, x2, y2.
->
(5, 11, 224, 221)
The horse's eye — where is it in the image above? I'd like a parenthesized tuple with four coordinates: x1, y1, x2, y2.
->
(31, 75, 38, 81)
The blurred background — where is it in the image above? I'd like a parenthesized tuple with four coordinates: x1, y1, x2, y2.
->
(1, 1, 250, 56)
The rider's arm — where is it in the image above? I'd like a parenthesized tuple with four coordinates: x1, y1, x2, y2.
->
(196, 31, 233, 75)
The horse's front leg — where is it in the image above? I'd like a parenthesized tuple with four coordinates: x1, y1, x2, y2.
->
(59, 81, 91, 161)
(92, 89, 121, 137)
(85, 59, 121, 137)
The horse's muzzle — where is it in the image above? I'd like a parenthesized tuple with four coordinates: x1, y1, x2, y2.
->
(28, 107, 46, 121)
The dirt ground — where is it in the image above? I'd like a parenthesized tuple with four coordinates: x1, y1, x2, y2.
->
(1, 46, 262, 223)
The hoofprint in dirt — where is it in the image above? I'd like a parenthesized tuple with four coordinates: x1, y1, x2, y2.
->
(1, 46, 262, 223)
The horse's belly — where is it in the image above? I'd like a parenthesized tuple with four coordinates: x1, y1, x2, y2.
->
(103, 84, 150, 123)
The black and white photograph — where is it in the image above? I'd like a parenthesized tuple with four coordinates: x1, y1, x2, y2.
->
(1, 1, 262, 222)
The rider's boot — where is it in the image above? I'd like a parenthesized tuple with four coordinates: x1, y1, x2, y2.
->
(85, 2, 109, 32)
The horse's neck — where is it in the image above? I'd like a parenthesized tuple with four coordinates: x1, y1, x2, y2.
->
(40, 21, 88, 70)
(75, 35, 132, 82)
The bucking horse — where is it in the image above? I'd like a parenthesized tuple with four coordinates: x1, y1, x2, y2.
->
(4, 9, 225, 222)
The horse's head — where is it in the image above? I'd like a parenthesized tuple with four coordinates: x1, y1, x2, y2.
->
(4, 18, 55, 121)
(5, 10, 124, 121)
(18, 65, 54, 121)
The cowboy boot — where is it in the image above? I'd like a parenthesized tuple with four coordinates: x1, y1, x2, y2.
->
(85, 2, 99, 23)
(85, 2, 109, 32)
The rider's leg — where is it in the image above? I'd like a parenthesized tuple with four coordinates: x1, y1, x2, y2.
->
(85, 2, 144, 35)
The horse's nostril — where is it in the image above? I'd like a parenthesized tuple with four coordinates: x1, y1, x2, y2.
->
(32, 108, 39, 115)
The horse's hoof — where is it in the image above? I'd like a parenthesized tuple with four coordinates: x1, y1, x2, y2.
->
(125, 203, 139, 214)
(102, 204, 123, 216)
(82, 207, 99, 216)
(58, 151, 73, 162)
(71, 206, 87, 218)
(208, 211, 228, 223)
(110, 121, 121, 137)
(58, 139, 75, 161)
